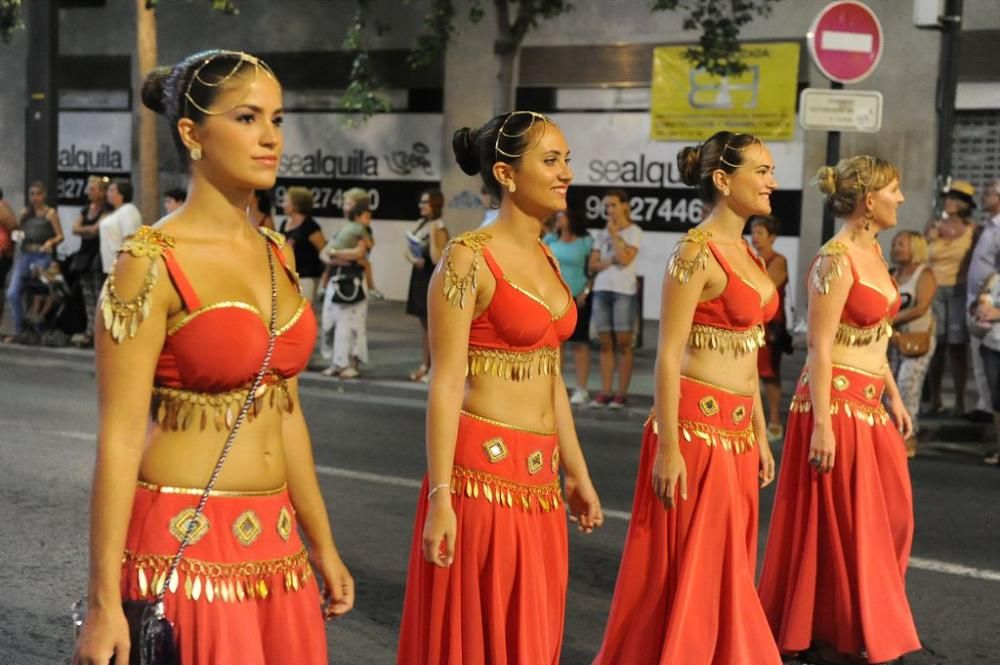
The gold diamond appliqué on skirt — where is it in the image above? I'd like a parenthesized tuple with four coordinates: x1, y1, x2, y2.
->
(482, 437, 509, 463)
(276, 506, 293, 542)
(698, 395, 720, 417)
(168, 508, 210, 545)
(527, 450, 544, 475)
(232, 510, 262, 547)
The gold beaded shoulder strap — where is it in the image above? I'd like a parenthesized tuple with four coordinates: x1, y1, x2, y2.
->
(258, 226, 286, 249)
(666, 228, 712, 283)
(442, 231, 491, 309)
(99, 226, 176, 344)
(811, 240, 850, 295)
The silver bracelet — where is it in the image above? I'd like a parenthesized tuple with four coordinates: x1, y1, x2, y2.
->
(427, 483, 450, 501)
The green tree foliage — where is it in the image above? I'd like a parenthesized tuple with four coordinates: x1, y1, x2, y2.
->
(341, 0, 393, 121)
(0, 0, 24, 44)
(650, 0, 781, 77)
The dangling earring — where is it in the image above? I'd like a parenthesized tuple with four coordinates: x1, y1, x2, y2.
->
(507, 181, 516, 193)
(864, 210, 874, 231)
(722, 188, 731, 197)
(190, 147, 203, 161)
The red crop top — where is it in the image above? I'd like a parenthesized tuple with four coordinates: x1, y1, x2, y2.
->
(444, 231, 576, 380)
(667, 229, 778, 355)
(100, 226, 316, 431)
(811, 240, 901, 346)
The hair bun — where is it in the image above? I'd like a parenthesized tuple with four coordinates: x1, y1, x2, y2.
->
(141, 66, 173, 115)
(452, 127, 482, 176)
(816, 165, 838, 196)
(677, 145, 702, 187)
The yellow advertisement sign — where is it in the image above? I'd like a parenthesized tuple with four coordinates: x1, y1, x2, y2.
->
(650, 42, 800, 141)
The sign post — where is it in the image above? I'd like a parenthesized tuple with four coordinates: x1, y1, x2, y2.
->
(807, 1, 884, 241)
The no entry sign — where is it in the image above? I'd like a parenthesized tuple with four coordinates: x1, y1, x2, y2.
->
(808, 1, 884, 84)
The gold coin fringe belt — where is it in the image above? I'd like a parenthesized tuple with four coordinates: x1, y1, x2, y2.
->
(467, 346, 560, 381)
(790, 395, 891, 427)
(123, 548, 312, 603)
(450, 464, 563, 513)
(835, 319, 892, 347)
(649, 415, 758, 454)
(151, 372, 294, 431)
(687, 323, 766, 356)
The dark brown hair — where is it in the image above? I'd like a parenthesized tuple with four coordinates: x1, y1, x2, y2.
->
(421, 188, 445, 220)
(676, 131, 762, 204)
(453, 112, 553, 200)
(750, 215, 779, 236)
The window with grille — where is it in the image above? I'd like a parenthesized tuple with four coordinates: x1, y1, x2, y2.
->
(952, 111, 1000, 200)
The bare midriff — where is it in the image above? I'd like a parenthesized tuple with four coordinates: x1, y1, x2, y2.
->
(463, 374, 558, 433)
(138, 412, 287, 492)
(828, 336, 891, 376)
(680, 346, 759, 395)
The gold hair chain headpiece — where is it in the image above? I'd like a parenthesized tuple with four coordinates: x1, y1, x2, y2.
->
(184, 50, 276, 117)
(495, 111, 551, 161)
(719, 136, 763, 169)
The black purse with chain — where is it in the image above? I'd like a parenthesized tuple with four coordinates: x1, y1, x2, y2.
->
(74, 239, 280, 665)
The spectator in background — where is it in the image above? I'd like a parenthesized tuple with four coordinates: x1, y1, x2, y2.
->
(588, 188, 642, 408)
(98, 180, 143, 277)
(750, 215, 791, 441)
(69, 175, 111, 347)
(925, 180, 977, 415)
(890, 231, 938, 457)
(250, 189, 275, 230)
(966, 178, 1000, 423)
(4, 181, 63, 344)
(0, 187, 16, 331)
(319, 202, 374, 379)
(404, 189, 448, 382)
(545, 209, 594, 404)
(163, 187, 186, 213)
(280, 186, 326, 302)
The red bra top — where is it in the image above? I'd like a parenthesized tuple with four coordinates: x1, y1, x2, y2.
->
(813, 240, 901, 327)
(153, 230, 317, 393)
(468, 242, 577, 351)
(691, 239, 779, 331)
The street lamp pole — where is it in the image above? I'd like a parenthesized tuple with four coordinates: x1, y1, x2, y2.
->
(24, 0, 58, 202)
(934, 0, 963, 184)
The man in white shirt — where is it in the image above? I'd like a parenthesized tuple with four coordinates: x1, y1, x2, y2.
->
(99, 180, 143, 275)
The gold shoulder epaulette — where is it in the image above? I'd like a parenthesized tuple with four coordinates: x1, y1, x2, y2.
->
(812, 240, 848, 295)
(442, 231, 491, 309)
(258, 226, 286, 249)
(100, 225, 174, 344)
(666, 228, 712, 283)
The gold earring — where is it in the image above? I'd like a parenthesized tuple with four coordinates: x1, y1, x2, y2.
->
(863, 211, 874, 231)
(507, 182, 516, 193)
(190, 147, 202, 161)
(722, 188, 731, 196)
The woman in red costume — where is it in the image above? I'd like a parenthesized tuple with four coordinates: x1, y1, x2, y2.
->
(758, 155, 920, 665)
(593, 131, 780, 665)
(73, 50, 354, 665)
(397, 111, 604, 665)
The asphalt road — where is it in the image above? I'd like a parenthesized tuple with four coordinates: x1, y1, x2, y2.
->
(1, 354, 998, 665)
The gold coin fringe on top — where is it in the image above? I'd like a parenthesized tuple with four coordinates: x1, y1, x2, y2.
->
(835, 319, 893, 346)
(151, 373, 293, 432)
(450, 464, 562, 513)
(123, 547, 311, 603)
(812, 240, 848, 295)
(100, 226, 176, 344)
(688, 323, 766, 355)
(790, 394, 891, 427)
(467, 346, 560, 381)
(442, 231, 491, 309)
(649, 413, 758, 454)
(666, 228, 712, 283)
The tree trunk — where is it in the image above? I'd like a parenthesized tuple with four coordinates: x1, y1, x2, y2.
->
(135, 0, 158, 225)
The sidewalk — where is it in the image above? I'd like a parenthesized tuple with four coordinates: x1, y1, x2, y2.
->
(0, 299, 993, 459)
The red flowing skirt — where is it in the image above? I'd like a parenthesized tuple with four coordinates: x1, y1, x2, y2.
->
(758, 365, 920, 663)
(121, 483, 327, 665)
(593, 376, 781, 665)
(397, 412, 568, 665)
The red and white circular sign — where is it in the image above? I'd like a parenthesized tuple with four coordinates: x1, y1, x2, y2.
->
(808, 1, 884, 84)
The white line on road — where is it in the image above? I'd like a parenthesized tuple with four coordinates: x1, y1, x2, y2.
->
(22, 424, 1000, 583)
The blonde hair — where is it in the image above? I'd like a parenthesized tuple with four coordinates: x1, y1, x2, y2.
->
(898, 230, 929, 265)
(815, 155, 899, 218)
(286, 186, 314, 215)
(87, 175, 110, 193)
(343, 187, 369, 207)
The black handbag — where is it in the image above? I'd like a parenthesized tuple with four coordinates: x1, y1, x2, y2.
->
(329, 263, 366, 304)
(74, 239, 280, 665)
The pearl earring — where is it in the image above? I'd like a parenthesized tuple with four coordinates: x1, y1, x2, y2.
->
(722, 188, 730, 196)
(507, 182, 516, 193)
(190, 147, 202, 161)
